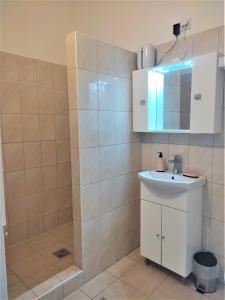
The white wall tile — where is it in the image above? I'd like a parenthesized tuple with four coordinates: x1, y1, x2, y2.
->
(99, 111, 116, 146)
(78, 70, 98, 110)
(81, 183, 100, 221)
(80, 148, 99, 185)
(100, 146, 116, 180)
(97, 42, 115, 75)
(114, 78, 131, 112)
(79, 110, 99, 148)
(211, 183, 224, 222)
(212, 147, 224, 184)
(98, 74, 114, 111)
(77, 34, 97, 71)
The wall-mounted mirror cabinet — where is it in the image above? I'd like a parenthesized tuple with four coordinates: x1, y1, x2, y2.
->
(133, 52, 224, 133)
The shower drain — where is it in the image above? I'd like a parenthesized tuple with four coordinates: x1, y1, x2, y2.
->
(53, 248, 71, 259)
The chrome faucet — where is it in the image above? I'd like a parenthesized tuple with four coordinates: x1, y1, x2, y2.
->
(168, 154, 183, 174)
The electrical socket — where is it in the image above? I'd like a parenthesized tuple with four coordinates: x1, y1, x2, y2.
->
(180, 18, 191, 32)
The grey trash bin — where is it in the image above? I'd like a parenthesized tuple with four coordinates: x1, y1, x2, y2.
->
(193, 252, 219, 293)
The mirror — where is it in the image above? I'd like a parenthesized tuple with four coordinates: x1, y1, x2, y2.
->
(148, 61, 192, 131)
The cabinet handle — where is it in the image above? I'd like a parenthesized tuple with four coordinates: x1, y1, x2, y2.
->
(156, 234, 160, 238)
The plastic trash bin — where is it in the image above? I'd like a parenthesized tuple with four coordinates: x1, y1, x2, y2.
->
(193, 252, 219, 293)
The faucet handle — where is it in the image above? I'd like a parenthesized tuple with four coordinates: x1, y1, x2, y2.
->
(173, 154, 183, 162)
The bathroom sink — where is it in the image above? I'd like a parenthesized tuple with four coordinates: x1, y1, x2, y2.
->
(138, 171, 206, 194)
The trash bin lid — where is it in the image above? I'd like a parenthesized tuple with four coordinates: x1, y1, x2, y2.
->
(193, 252, 217, 267)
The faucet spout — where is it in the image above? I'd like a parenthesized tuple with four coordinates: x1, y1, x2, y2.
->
(168, 154, 183, 174)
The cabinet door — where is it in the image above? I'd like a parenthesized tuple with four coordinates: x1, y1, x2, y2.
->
(162, 206, 187, 276)
(140, 200, 161, 264)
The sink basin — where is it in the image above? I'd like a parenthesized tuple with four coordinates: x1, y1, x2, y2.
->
(138, 171, 206, 194)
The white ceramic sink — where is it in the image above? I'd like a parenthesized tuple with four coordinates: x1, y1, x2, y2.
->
(138, 171, 206, 194)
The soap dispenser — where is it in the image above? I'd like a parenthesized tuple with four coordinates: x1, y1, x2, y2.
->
(156, 152, 165, 172)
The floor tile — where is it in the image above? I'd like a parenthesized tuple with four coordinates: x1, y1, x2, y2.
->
(54, 254, 75, 271)
(121, 262, 168, 295)
(8, 282, 28, 300)
(38, 241, 74, 264)
(147, 276, 206, 300)
(27, 232, 59, 251)
(107, 256, 137, 278)
(63, 289, 91, 300)
(6, 242, 36, 265)
(127, 248, 143, 262)
(7, 267, 21, 287)
(80, 271, 116, 298)
(10, 253, 51, 279)
(22, 265, 58, 288)
(93, 279, 145, 300)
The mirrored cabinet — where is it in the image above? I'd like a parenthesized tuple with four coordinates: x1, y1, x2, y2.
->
(133, 52, 224, 133)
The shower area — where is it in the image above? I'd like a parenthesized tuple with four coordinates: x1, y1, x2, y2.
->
(1, 31, 141, 299)
(0, 52, 75, 298)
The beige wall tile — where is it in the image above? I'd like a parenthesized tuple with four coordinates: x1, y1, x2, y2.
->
(37, 61, 53, 88)
(24, 141, 42, 169)
(4, 143, 24, 171)
(101, 241, 117, 270)
(25, 167, 42, 194)
(7, 197, 26, 226)
(2, 114, 23, 142)
(54, 90, 69, 114)
(66, 32, 76, 70)
(55, 115, 70, 139)
(212, 147, 224, 184)
(57, 162, 71, 187)
(6, 170, 26, 200)
(42, 165, 58, 191)
(40, 115, 55, 140)
(44, 213, 58, 231)
(38, 87, 54, 115)
(101, 210, 116, 247)
(211, 183, 224, 222)
(115, 204, 130, 238)
(41, 141, 57, 165)
(1, 53, 19, 82)
(58, 208, 73, 225)
(26, 193, 43, 220)
(56, 140, 70, 163)
(28, 217, 45, 238)
(52, 64, 67, 90)
(58, 185, 72, 210)
(1, 82, 21, 113)
(193, 27, 219, 56)
(22, 114, 40, 141)
(20, 85, 38, 114)
(99, 111, 116, 146)
(43, 189, 58, 215)
(9, 223, 28, 244)
(67, 68, 78, 110)
(189, 146, 213, 181)
(18, 57, 37, 85)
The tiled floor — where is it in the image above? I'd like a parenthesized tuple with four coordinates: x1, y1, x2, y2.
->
(63, 248, 224, 300)
(6, 222, 74, 299)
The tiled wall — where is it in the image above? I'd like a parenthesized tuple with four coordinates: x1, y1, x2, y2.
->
(142, 26, 224, 281)
(0, 52, 73, 245)
(66, 32, 141, 281)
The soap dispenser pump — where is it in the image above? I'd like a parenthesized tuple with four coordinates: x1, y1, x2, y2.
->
(156, 152, 166, 172)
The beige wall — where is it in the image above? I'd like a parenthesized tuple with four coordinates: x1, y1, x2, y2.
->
(0, 52, 72, 244)
(1, 1, 223, 65)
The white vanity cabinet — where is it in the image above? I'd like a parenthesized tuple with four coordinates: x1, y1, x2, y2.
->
(140, 182, 203, 278)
